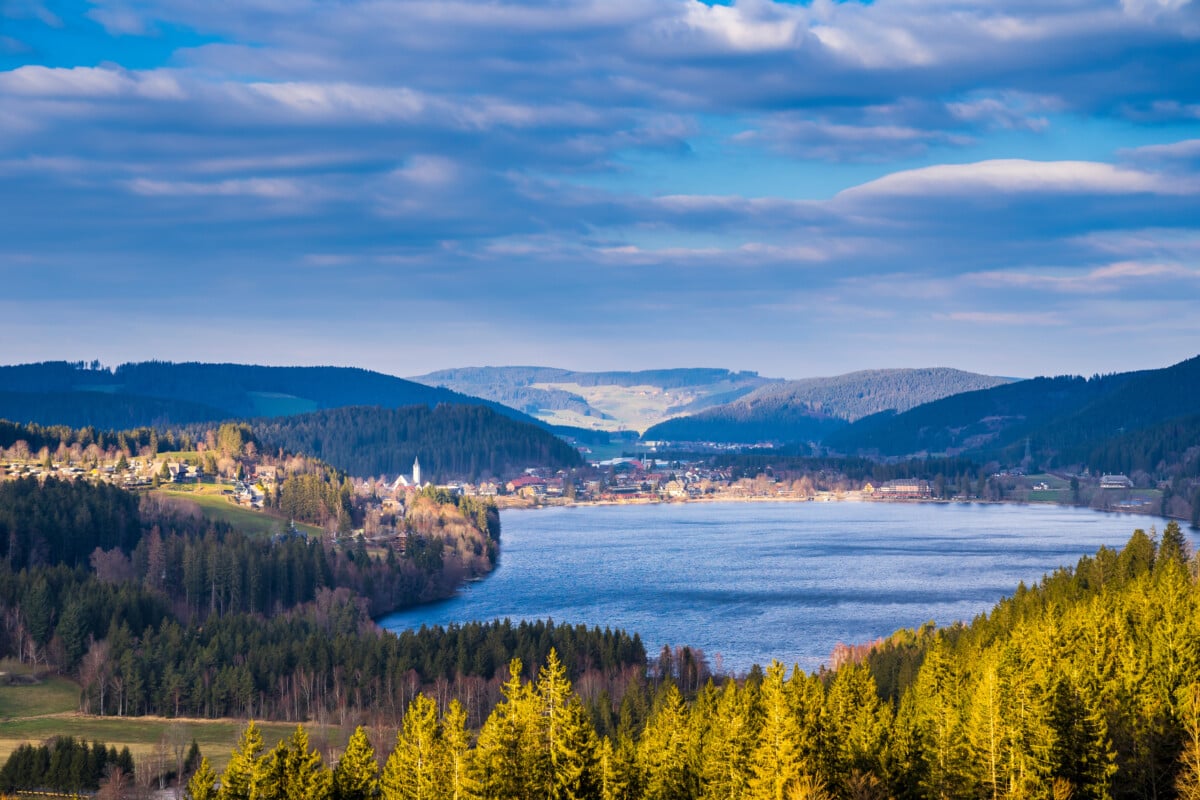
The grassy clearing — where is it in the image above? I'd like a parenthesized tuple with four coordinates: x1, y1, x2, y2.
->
(1029, 489, 1070, 502)
(0, 673, 79, 718)
(247, 392, 318, 418)
(156, 451, 202, 462)
(0, 675, 347, 771)
(1025, 474, 1072, 489)
(154, 488, 323, 538)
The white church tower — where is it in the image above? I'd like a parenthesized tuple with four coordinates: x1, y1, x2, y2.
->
(412, 457, 421, 487)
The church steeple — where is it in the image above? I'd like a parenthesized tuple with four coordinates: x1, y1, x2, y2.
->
(413, 456, 421, 487)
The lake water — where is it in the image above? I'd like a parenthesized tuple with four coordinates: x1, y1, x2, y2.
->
(379, 501, 1169, 673)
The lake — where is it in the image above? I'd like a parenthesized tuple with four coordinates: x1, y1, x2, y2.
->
(379, 501, 1169, 673)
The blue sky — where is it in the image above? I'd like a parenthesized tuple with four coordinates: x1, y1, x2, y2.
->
(2, 0, 1199, 380)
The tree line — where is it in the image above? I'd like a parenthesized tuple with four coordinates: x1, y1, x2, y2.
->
(163, 523, 1200, 800)
(248, 404, 583, 482)
(0, 737, 137, 793)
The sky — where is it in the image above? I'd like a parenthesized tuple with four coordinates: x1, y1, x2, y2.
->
(1, 0, 1199, 381)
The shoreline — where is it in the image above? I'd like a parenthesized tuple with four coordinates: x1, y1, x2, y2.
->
(495, 492, 1191, 525)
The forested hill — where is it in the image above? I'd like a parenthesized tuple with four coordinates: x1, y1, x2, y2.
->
(643, 367, 1011, 444)
(826, 353, 1200, 463)
(250, 404, 584, 481)
(0, 390, 227, 430)
(0, 361, 544, 430)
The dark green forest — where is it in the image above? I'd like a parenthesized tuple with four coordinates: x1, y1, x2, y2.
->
(3, 473, 1200, 796)
(825, 355, 1200, 471)
(644, 368, 1011, 444)
(0, 738, 136, 794)
(0, 361, 545, 430)
(102, 521, 1200, 800)
(249, 405, 583, 481)
(0, 478, 647, 725)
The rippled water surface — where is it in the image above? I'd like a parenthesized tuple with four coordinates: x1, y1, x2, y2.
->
(379, 501, 1167, 672)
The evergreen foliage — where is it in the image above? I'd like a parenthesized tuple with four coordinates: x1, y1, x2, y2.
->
(0, 738, 134, 793)
(251, 404, 583, 481)
(0, 361, 543, 428)
(827, 354, 1200, 470)
(0, 477, 141, 568)
(645, 368, 1010, 444)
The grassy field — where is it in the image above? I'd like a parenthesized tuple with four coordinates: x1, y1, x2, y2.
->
(154, 485, 323, 538)
(0, 673, 347, 771)
(156, 451, 202, 462)
(247, 391, 318, 418)
(1029, 489, 1070, 502)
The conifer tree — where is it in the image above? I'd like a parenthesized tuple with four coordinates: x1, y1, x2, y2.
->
(749, 662, 803, 800)
(383, 695, 444, 800)
(698, 680, 753, 800)
(471, 659, 545, 800)
(1175, 684, 1200, 800)
(279, 726, 331, 800)
(638, 683, 695, 800)
(600, 736, 641, 800)
(551, 696, 601, 800)
(1159, 521, 1190, 567)
(1046, 676, 1115, 800)
(220, 722, 265, 800)
(535, 649, 600, 800)
(823, 663, 890, 790)
(187, 758, 218, 800)
(441, 701, 472, 800)
(334, 727, 380, 800)
(911, 643, 972, 798)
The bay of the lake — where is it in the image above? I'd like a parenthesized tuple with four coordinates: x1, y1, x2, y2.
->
(379, 501, 1169, 673)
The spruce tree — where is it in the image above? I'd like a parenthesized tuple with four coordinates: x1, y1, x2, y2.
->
(697, 681, 753, 800)
(219, 721, 265, 800)
(383, 695, 444, 800)
(748, 662, 803, 800)
(186, 758, 217, 800)
(637, 683, 693, 800)
(333, 727, 380, 800)
(1159, 521, 1190, 567)
(551, 696, 601, 800)
(441, 701, 472, 800)
(471, 659, 544, 800)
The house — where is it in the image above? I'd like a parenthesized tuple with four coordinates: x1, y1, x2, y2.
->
(1100, 474, 1134, 489)
(506, 475, 546, 497)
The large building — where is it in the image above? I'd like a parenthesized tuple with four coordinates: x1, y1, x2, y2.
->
(1100, 473, 1133, 489)
(874, 479, 933, 500)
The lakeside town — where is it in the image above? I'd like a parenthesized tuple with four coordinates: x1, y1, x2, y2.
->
(1, 441, 1174, 536)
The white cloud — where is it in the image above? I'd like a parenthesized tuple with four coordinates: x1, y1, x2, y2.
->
(968, 261, 1200, 294)
(392, 155, 459, 187)
(837, 159, 1185, 199)
(0, 66, 184, 100)
(126, 177, 303, 198)
(677, 2, 804, 53)
(942, 310, 1066, 326)
(243, 82, 427, 122)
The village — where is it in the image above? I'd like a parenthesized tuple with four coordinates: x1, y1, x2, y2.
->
(1, 440, 1170, 537)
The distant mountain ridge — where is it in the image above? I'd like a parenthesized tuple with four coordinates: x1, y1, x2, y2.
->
(0, 361, 547, 430)
(643, 368, 1014, 444)
(411, 366, 778, 433)
(825, 354, 1200, 467)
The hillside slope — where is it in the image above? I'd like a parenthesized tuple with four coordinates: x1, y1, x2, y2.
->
(0, 361, 545, 430)
(250, 404, 583, 481)
(643, 368, 1013, 444)
(827, 354, 1200, 463)
(412, 366, 778, 432)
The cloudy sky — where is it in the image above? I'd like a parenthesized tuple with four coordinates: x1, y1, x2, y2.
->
(2, 0, 1199, 380)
